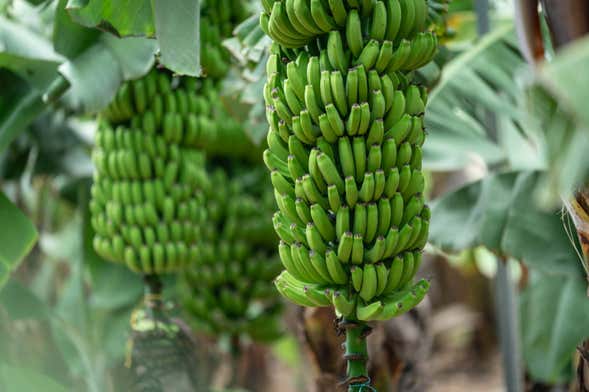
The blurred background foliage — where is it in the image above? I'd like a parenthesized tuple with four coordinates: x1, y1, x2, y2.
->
(2, 0, 589, 391)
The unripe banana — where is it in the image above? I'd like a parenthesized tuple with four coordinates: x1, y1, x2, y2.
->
(359, 263, 378, 301)
(351, 265, 364, 292)
(333, 289, 356, 317)
(337, 231, 354, 263)
(346, 10, 364, 57)
(262, 0, 435, 319)
(357, 300, 383, 321)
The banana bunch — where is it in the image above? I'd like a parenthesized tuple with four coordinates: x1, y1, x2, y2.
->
(426, 0, 450, 39)
(261, 0, 437, 322)
(181, 166, 283, 341)
(90, 69, 211, 274)
(200, 0, 249, 79)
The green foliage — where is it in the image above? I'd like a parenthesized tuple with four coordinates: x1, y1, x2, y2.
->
(0, 0, 156, 156)
(0, 71, 46, 154)
(0, 192, 37, 290)
(431, 171, 581, 276)
(525, 36, 589, 205)
(521, 272, 589, 383)
(65, 0, 200, 76)
(0, 363, 69, 392)
(426, 17, 589, 384)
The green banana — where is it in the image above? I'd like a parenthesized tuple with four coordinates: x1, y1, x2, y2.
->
(261, 0, 437, 321)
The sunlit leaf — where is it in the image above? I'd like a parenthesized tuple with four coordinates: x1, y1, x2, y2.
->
(152, 0, 201, 76)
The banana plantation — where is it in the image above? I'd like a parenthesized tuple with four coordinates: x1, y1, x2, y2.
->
(2, 0, 589, 391)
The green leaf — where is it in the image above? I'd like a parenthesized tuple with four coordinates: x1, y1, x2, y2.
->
(524, 36, 589, 205)
(0, 71, 46, 154)
(54, 0, 101, 58)
(100, 34, 156, 80)
(0, 15, 63, 88)
(0, 279, 50, 320)
(0, 364, 69, 392)
(152, 0, 201, 76)
(537, 35, 589, 128)
(0, 192, 37, 290)
(430, 171, 583, 276)
(520, 272, 589, 383)
(66, 0, 155, 38)
(64, 0, 200, 76)
(424, 24, 533, 171)
(58, 35, 155, 112)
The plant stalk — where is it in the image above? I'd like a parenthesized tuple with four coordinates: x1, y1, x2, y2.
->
(228, 334, 242, 388)
(340, 319, 371, 392)
(495, 258, 524, 392)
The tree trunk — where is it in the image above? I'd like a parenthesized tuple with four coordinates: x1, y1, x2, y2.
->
(540, 0, 589, 49)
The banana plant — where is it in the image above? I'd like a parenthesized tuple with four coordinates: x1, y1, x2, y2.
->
(425, 13, 589, 386)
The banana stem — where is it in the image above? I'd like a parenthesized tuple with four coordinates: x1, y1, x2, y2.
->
(228, 334, 242, 388)
(340, 318, 371, 392)
(143, 274, 164, 324)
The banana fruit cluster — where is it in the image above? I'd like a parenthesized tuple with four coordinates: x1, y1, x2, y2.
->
(91, 70, 212, 274)
(261, 0, 436, 321)
(201, 0, 249, 79)
(181, 166, 283, 341)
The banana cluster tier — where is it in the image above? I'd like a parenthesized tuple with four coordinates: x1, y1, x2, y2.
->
(91, 70, 214, 274)
(181, 166, 283, 341)
(260, 0, 437, 321)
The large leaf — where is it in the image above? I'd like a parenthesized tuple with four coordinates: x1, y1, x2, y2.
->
(0, 15, 63, 88)
(53, 0, 101, 59)
(58, 35, 155, 112)
(65, 0, 201, 76)
(424, 23, 540, 171)
(524, 36, 589, 205)
(0, 71, 46, 154)
(66, 0, 155, 37)
(152, 0, 201, 76)
(537, 35, 589, 129)
(520, 272, 589, 383)
(430, 171, 583, 277)
(0, 364, 68, 392)
(0, 279, 50, 320)
(0, 191, 37, 290)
